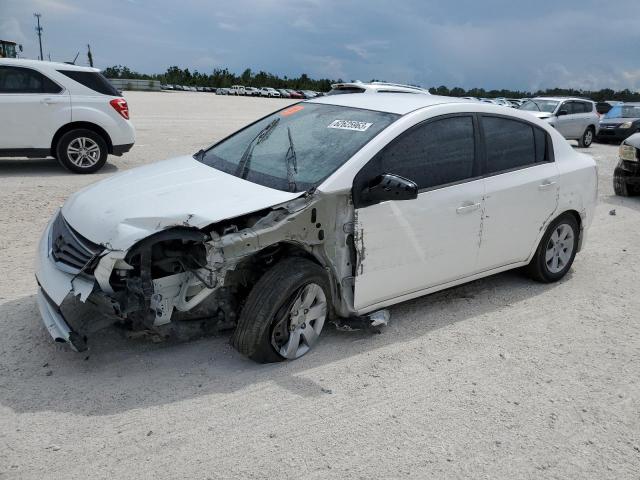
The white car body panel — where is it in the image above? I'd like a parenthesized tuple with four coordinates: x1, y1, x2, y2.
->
(478, 162, 559, 270)
(353, 178, 485, 310)
(61, 155, 301, 250)
(0, 89, 71, 148)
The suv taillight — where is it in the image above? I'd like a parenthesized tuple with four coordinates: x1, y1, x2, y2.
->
(109, 98, 129, 120)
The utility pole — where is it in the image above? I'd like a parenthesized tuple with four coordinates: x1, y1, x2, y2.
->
(87, 44, 93, 67)
(34, 13, 43, 60)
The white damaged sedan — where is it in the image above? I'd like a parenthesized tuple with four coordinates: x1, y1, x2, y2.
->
(36, 94, 597, 362)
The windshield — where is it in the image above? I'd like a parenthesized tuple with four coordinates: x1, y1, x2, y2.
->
(197, 103, 399, 192)
(520, 100, 559, 113)
(604, 105, 640, 119)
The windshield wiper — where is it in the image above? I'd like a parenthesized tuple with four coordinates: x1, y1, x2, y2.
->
(285, 126, 298, 192)
(235, 117, 280, 179)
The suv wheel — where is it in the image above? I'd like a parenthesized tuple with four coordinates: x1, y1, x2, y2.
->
(578, 126, 594, 148)
(526, 213, 579, 283)
(56, 129, 108, 174)
(232, 257, 331, 363)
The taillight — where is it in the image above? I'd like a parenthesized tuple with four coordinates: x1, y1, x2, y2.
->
(109, 98, 129, 120)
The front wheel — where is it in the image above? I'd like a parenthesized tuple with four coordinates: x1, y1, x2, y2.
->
(232, 257, 331, 363)
(578, 126, 594, 148)
(526, 214, 579, 283)
(56, 129, 108, 173)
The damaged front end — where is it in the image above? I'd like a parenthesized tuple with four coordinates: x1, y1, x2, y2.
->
(36, 191, 360, 352)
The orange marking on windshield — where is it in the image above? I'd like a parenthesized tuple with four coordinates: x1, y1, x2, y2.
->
(281, 105, 304, 116)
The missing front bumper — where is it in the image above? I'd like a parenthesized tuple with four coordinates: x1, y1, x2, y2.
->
(36, 287, 87, 352)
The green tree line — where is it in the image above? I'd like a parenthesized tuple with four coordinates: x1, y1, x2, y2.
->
(102, 65, 640, 101)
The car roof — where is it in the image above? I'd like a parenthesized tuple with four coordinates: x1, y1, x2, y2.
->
(0, 58, 100, 72)
(532, 96, 594, 103)
(308, 92, 477, 115)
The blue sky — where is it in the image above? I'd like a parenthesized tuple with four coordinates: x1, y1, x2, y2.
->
(2, 0, 640, 91)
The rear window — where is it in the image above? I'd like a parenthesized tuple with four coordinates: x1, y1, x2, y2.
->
(327, 87, 366, 95)
(57, 70, 120, 96)
(482, 116, 550, 173)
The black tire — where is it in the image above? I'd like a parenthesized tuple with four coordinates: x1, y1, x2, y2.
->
(56, 129, 108, 174)
(613, 173, 631, 196)
(526, 213, 579, 283)
(231, 257, 331, 363)
(578, 126, 595, 148)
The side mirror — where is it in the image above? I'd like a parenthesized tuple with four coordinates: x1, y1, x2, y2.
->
(359, 173, 418, 206)
(557, 109, 568, 117)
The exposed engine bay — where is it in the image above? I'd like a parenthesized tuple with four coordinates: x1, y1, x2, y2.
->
(57, 192, 360, 345)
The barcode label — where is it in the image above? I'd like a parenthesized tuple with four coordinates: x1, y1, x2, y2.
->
(327, 120, 373, 131)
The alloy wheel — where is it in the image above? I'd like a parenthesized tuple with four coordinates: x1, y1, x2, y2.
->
(545, 223, 575, 273)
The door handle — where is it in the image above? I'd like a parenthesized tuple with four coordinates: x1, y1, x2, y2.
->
(40, 97, 56, 105)
(456, 202, 481, 214)
(538, 180, 557, 190)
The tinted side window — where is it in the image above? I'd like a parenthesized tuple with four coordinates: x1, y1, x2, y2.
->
(0, 66, 62, 94)
(581, 102, 593, 113)
(57, 70, 120, 96)
(372, 116, 475, 190)
(483, 116, 538, 173)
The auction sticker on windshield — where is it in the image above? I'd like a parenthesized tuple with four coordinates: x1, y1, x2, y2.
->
(328, 120, 373, 132)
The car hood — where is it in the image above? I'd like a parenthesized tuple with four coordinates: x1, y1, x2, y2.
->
(625, 132, 640, 149)
(600, 117, 640, 125)
(61, 155, 302, 250)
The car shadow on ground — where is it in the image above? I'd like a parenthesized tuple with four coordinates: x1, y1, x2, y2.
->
(0, 269, 566, 416)
(0, 158, 118, 176)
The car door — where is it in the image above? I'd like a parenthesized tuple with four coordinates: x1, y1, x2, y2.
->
(477, 115, 559, 270)
(556, 100, 584, 138)
(0, 65, 70, 150)
(352, 114, 485, 311)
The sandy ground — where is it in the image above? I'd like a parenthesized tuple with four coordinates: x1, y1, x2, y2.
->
(0, 91, 639, 479)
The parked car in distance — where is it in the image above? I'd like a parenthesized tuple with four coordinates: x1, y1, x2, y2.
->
(260, 87, 281, 98)
(244, 86, 260, 96)
(229, 85, 245, 96)
(36, 93, 596, 362)
(216, 87, 229, 95)
(299, 90, 318, 99)
(596, 100, 623, 116)
(328, 81, 431, 96)
(520, 97, 600, 147)
(286, 89, 304, 99)
(277, 89, 291, 98)
(614, 132, 640, 196)
(596, 103, 640, 142)
(0, 58, 135, 173)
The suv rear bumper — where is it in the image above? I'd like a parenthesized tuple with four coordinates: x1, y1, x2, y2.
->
(112, 143, 134, 156)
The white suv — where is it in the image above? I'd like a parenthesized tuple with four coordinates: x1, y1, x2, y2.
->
(0, 59, 135, 173)
(327, 81, 431, 95)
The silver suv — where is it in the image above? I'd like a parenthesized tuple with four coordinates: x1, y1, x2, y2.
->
(520, 97, 600, 147)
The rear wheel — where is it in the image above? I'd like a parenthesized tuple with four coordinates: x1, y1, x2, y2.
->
(56, 129, 108, 174)
(578, 126, 594, 148)
(526, 214, 579, 283)
(232, 257, 330, 363)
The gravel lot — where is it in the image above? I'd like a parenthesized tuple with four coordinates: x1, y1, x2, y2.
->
(0, 91, 639, 479)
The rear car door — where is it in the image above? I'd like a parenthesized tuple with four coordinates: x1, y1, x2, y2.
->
(0, 65, 70, 150)
(353, 114, 484, 311)
(477, 115, 558, 270)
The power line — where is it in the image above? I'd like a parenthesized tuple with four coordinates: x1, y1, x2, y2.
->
(34, 13, 43, 61)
